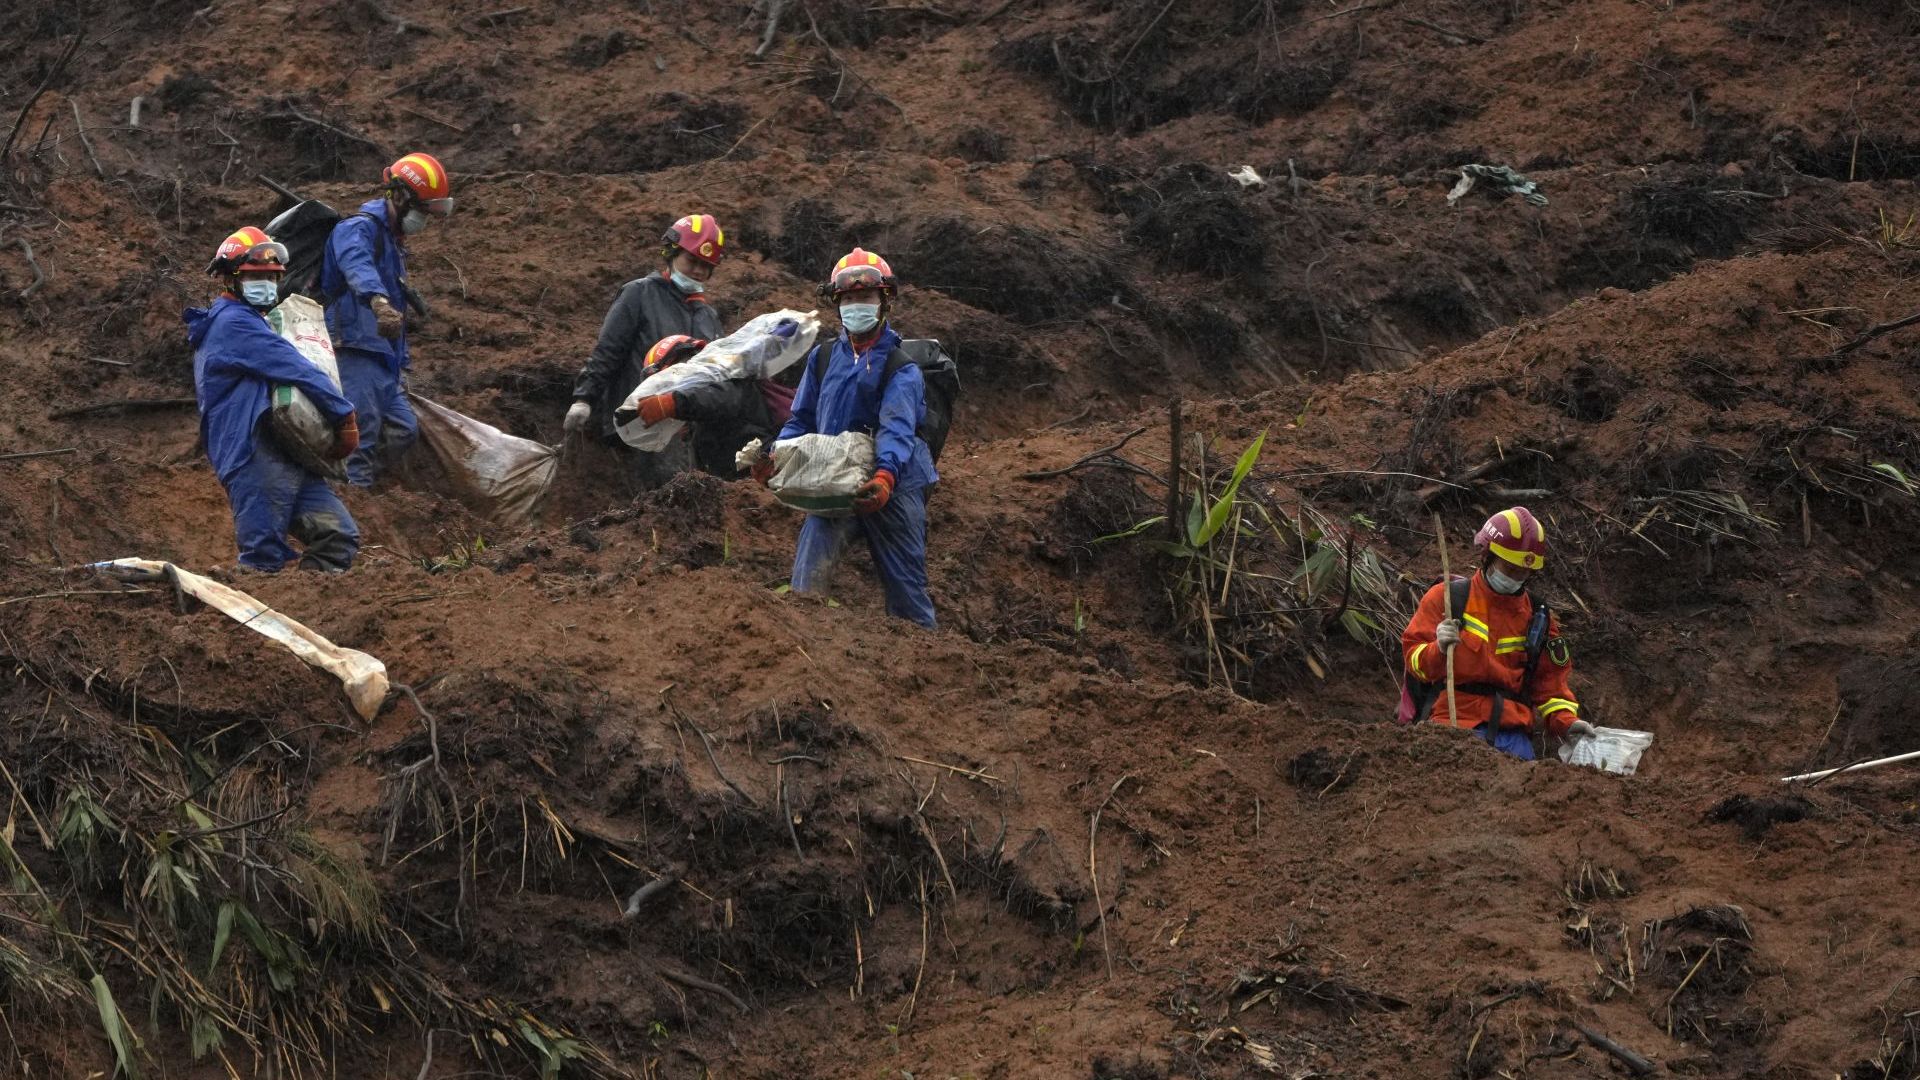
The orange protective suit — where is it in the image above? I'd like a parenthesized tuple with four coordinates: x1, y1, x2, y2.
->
(1401, 570, 1581, 739)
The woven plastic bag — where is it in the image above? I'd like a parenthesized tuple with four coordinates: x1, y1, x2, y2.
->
(408, 393, 559, 525)
(264, 296, 345, 477)
(616, 309, 820, 451)
(1558, 726, 1654, 776)
(763, 432, 875, 517)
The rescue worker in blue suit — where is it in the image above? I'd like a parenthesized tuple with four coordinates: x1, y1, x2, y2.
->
(185, 227, 361, 572)
(319, 151, 452, 487)
(757, 249, 937, 628)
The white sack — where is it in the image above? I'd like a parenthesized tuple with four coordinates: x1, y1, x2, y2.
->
(1558, 726, 1654, 776)
(408, 393, 558, 525)
(615, 309, 819, 451)
(766, 432, 875, 518)
(264, 296, 346, 477)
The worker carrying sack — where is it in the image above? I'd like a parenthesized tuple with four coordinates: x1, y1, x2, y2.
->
(263, 295, 347, 479)
(806, 338, 959, 461)
(615, 309, 821, 452)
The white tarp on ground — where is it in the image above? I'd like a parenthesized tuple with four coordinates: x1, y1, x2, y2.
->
(96, 558, 388, 721)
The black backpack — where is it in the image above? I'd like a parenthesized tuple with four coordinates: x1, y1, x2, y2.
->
(807, 337, 960, 461)
(265, 200, 430, 316)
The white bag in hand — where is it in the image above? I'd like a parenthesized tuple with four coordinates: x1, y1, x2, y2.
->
(616, 309, 819, 451)
(1558, 726, 1654, 776)
(767, 432, 875, 517)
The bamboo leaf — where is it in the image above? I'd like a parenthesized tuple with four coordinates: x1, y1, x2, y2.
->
(91, 974, 140, 1079)
(1194, 431, 1267, 547)
(208, 901, 236, 978)
(1092, 515, 1166, 544)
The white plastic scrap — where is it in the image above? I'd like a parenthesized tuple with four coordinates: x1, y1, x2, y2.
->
(1557, 726, 1653, 776)
(1227, 165, 1266, 188)
(94, 558, 389, 720)
(1446, 163, 1549, 207)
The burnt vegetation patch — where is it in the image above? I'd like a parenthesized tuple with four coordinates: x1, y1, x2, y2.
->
(1707, 793, 1811, 840)
(1533, 357, 1631, 423)
(908, 218, 1126, 322)
(1120, 165, 1268, 278)
(564, 93, 749, 173)
(994, 0, 1335, 133)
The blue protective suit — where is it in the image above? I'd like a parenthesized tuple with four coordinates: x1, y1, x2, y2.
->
(780, 327, 937, 628)
(319, 198, 417, 486)
(185, 297, 360, 572)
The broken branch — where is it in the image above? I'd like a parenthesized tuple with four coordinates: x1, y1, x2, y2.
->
(1571, 1022, 1655, 1075)
(50, 398, 196, 421)
(360, 0, 441, 35)
(0, 448, 77, 463)
(659, 967, 748, 1014)
(622, 868, 681, 918)
(1400, 15, 1487, 44)
(69, 100, 104, 178)
(14, 237, 45, 298)
(259, 107, 382, 150)
(1, 31, 84, 163)
(1019, 426, 1149, 480)
(1829, 308, 1920, 357)
(754, 0, 789, 58)
(1089, 773, 1133, 981)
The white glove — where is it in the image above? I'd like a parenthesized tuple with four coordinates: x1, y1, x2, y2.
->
(1565, 719, 1596, 739)
(1435, 619, 1461, 648)
(564, 401, 592, 435)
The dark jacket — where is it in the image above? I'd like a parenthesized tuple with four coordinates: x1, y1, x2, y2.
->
(319, 199, 411, 369)
(573, 272, 721, 441)
(671, 379, 777, 477)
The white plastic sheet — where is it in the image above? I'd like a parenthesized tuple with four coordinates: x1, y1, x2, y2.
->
(1558, 726, 1654, 776)
(615, 309, 820, 451)
(764, 432, 875, 517)
(96, 558, 389, 721)
(408, 393, 558, 525)
(265, 296, 345, 476)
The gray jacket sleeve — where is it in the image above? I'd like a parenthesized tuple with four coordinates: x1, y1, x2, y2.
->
(572, 280, 649, 405)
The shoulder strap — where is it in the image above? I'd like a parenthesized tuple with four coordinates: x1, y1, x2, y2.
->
(1448, 576, 1471, 621)
(350, 211, 386, 263)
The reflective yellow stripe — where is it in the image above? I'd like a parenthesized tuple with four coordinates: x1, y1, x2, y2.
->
(1540, 698, 1578, 717)
(1462, 614, 1490, 641)
(1410, 643, 1430, 677)
(1494, 643, 1526, 655)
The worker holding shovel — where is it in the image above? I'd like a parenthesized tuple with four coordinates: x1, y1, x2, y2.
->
(1399, 507, 1592, 760)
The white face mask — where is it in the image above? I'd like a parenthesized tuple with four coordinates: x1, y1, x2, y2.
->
(670, 268, 706, 294)
(400, 208, 431, 235)
(240, 279, 279, 308)
(1486, 563, 1527, 595)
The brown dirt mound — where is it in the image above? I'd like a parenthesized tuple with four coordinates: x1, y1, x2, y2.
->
(8, 0, 1920, 1076)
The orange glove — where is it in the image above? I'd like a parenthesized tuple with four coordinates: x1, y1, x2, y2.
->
(330, 413, 361, 459)
(852, 469, 894, 515)
(751, 452, 776, 486)
(636, 393, 677, 426)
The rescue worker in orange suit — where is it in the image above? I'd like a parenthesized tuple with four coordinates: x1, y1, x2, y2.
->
(1400, 506, 1594, 760)
(565, 214, 726, 492)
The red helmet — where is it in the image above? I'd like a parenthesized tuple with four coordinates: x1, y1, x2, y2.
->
(822, 248, 896, 301)
(384, 152, 454, 217)
(663, 214, 725, 266)
(206, 226, 288, 276)
(1474, 506, 1548, 570)
(643, 334, 707, 375)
